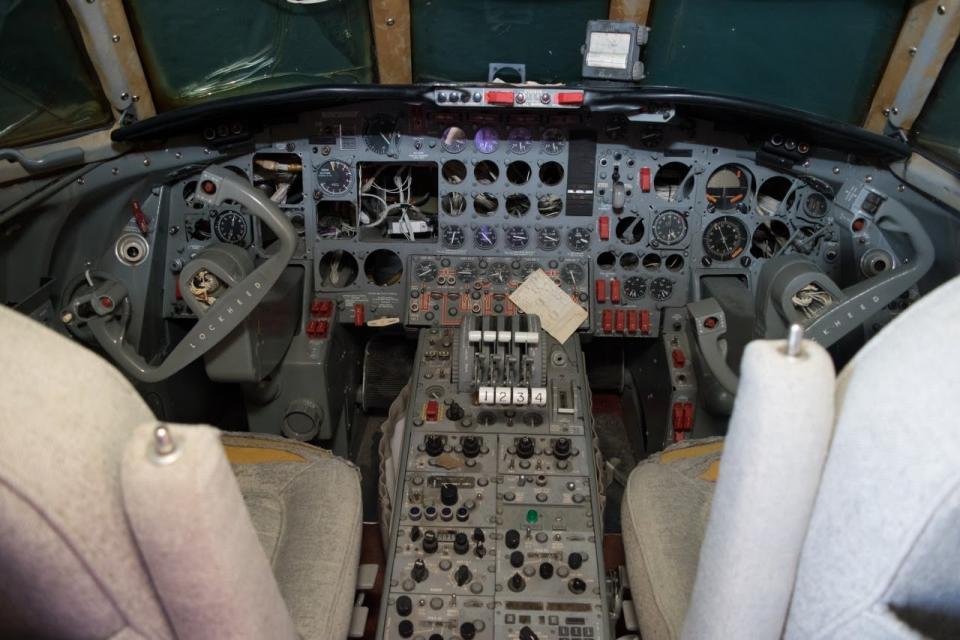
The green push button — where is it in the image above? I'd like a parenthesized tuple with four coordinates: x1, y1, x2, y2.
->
(526, 509, 539, 524)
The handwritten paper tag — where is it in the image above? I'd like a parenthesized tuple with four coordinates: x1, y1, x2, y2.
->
(509, 269, 588, 344)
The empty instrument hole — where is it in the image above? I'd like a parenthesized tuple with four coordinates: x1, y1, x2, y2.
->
(506, 161, 532, 185)
(539, 161, 564, 186)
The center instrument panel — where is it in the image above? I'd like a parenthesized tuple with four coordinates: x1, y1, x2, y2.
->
(378, 321, 609, 639)
(158, 87, 894, 340)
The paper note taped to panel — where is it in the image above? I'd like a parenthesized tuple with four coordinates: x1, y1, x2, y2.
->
(509, 269, 588, 344)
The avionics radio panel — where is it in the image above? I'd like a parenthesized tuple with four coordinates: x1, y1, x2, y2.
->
(377, 318, 610, 639)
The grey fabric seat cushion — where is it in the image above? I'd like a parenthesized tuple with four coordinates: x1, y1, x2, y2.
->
(224, 433, 363, 640)
(621, 438, 723, 640)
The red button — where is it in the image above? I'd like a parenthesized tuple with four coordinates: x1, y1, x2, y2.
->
(610, 279, 621, 304)
(311, 299, 333, 317)
(595, 279, 606, 303)
(626, 310, 638, 334)
(671, 349, 686, 369)
(486, 90, 515, 105)
(671, 401, 695, 432)
(640, 167, 652, 192)
(556, 91, 584, 105)
(615, 310, 625, 333)
(598, 216, 609, 241)
(354, 303, 365, 327)
(601, 309, 613, 334)
(640, 310, 651, 335)
(425, 399, 440, 422)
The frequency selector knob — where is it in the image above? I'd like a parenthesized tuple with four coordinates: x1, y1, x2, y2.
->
(440, 482, 459, 506)
(505, 529, 521, 549)
(510, 550, 525, 568)
(461, 435, 481, 458)
(539, 562, 554, 579)
(398, 620, 414, 638)
(424, 434, 444, 457)
(453, 532, 470, 555)
(554, 437, 572, 460)
(396, 595, 412, 617)
(508, 572, 526, 592)
(516, 437, 536, 459)
(460, 622, 477, 640)
(422, 531, 438, 554)
(411, 559, 429, 583)
(446, 401, 464, 420)
(568, 552, 583, 570)
(454, 564, 472, 586)
(569, 577, 587, 594)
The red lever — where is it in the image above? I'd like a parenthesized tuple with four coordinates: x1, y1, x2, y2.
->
(640, 167, 652, 193)
(626, 310, 638, 334)
(354, 303, 365, 327)
(601, 309, 613, 334)
(640, 310, 651, 335)
(672, 349, 686, 368)
(131, 200, 150, 234)
(598, 216, 610, 241)
(595, 279, 607, 303)
(615, 310, 625, 333)
(610, 279, 621, 304)
(556, 91, 584, 105)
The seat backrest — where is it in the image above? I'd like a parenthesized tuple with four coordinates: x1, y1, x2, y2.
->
(0, 306, 295, 639)
(785, 275, 960, 639)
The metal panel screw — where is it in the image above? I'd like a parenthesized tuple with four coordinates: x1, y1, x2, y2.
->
(121, 92, 129, 100)
(909, 47, 918, 56)
(132, 95, 140, 102)
(175, 152, 183, 159)
(891, 107, 900, 115)
(111, 167, 119, 175)
(882, 107, 891, 116)
(143, 159, 150, 166)
(61, 311, 74, 323)
(386, 17, 395, 26)
(938, 5, 946, 15)
(832, 167, 841, 174)
(111, 34, 120, 43)
(865, 175, 873, 182)
(76, 177, 85, 185)
(898, 184, 906, 192)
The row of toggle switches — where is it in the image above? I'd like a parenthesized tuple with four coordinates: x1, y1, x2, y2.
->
(478, 386, 547, 406)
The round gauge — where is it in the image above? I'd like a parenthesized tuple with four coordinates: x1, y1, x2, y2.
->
(559, 263, 585, 286)
(624, 276, 647, 299)
(803, 192, 829, 218)
(537, 228, 561, 251)
(505, 226, 529, 250)
(650, 277, 674, 302)
(441, 126, 468, 153)
(508, 127, 533, 154)
(541, 128, 567, 155)
(703, 216, 749, 262)
(213, 210, 248, 244)
(474, 225, 497, 250)
(486, 262, 510, 285)
(520, 261, 540, 279)
(474, 126, 499, 154)
(567, 227, 591, 252)
(455, 261, 478, 283)
(652, 210, 689, 246)
(706, 164, 751, 210)
(414, 260, 438, 283)
(316, 160, 353, 196)
(363, 114, 398, 155)
(442, 225, 465, 248)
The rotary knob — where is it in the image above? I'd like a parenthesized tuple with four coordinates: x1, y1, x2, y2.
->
(539, 562, 554, 579)
(508, 572, 526, 592)
(505, 529, 520, 549)
(411, 558, 429, 583)
(460, 622, 477, 640)
(424, 434, 444, 457)
(516, 436, 535, 459)
(568, 551, 583, 570)
(446, 400, 464, 420)
(569, 577, 587, 594)
(454, 563, 472, 586)
(398, 619, 414, 638)
(396, 595, 412, 617)
(440, 482, 459, 506)
(510, 550, 525, 568)
(461, 435, 481, 458)
(453, 532, 470, 555)
(554, 437, 572, 460)
(422, 530, 438, 554)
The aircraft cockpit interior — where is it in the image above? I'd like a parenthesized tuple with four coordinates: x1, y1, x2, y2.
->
(2, 2, 960, 639)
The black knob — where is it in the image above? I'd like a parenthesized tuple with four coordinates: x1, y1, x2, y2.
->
(440, 482, 459, 506)
(428, 635, 443, 640)
(454, 563, 472, 586)
(422, 531, 438, 554)
(569, 577, 587, 594)
(510, 550, 525, 568)
(472, 527, 485, 543)
(516, 436, 535, 459)
(398, 619, 414, 638)
(411, 558, 428, 582)
(453, 532, 470, 555)
(554, 437, 572, 460)
(460, 621, 477, 640)
(508, 572, 526, 592)
(505, 529, 520, 549)
(474, 541, 486, 558)
(409, 526, 421, 542)
(425, 434, 444, 457)
(446, 401, 464, 421)
(567, 552, 583, 570)
(396, 595, 412, 617)
(461, 435, 481, 458)
(539, 562, 554, 579)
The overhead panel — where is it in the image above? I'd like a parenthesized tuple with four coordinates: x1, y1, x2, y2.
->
(124, 0, 375, 111)
(410, 0, 609, 83)
(641, 0, 910, 124)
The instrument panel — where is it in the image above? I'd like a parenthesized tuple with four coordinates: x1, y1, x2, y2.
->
(157, 99, 894, 339)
